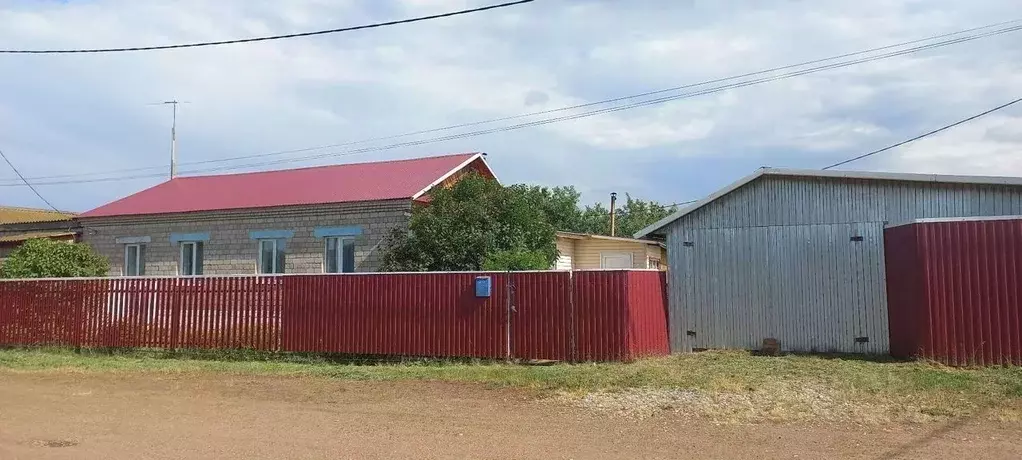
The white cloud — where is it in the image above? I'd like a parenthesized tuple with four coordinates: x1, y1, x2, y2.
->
(881, 115, 1022, 175)
(0, 0, 1020, 210)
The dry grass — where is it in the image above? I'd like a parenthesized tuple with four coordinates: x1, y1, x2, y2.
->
(1, 347, 1019, 424)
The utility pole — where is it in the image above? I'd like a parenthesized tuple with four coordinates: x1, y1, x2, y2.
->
(150, 100, 189, 179)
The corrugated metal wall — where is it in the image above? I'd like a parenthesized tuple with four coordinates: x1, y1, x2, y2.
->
(625, 271, 671, 358)
(885, 219, 1022, 366)
(0, 271, 669, 362)
(665, 175, 1022, 353)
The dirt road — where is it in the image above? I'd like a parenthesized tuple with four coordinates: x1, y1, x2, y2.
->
(1, 371, 1019, 459)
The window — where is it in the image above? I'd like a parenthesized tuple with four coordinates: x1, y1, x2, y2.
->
(648, 258, 661, 270)
(180, 241, 204, 276)
(258, 239, 286, 274)
(124, 244, 145, 276)
(324, 237, 356, 273)
(600, 252, 633, 269)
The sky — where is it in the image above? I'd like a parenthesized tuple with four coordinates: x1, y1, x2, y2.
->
(0, 0, 1020, 213)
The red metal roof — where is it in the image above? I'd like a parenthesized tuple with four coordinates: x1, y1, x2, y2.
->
(81, 153, 488, 218)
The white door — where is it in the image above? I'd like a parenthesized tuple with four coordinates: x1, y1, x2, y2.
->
(600, 252, 633, 269)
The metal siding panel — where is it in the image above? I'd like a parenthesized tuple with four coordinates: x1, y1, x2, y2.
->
(671, 223, 891, 353)
(659, 175, 1022, 355)
(885, 218, 1022, 365)
(623, 271, 670, 359)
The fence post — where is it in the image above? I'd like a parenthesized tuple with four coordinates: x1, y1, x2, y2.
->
(73, 280, 83, 353)
(505, 273, 516, 361)
(569, 271, 577, 363)
(169, 278, 181, 352)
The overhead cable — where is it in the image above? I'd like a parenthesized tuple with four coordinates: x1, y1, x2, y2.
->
(0, 1, 536, 54)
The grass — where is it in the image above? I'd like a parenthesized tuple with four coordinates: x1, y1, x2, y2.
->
(1, 347, 1020, 423)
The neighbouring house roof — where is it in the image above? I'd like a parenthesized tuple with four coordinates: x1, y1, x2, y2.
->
(556, 231, 664, 247)
(80, 153, 495, 218)
(0, 230, 77, 244)
(635, 168, 1022, 238)
(0, 206, 76, 225)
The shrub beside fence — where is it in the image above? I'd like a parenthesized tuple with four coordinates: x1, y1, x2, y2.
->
(0, 270, 668, 362)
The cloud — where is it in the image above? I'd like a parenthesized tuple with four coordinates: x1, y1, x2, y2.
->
(0, 0, 1020, 212)
(878, 114, 1022, 175)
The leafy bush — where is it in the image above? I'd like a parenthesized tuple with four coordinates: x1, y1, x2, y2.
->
(0, 238, 109, 279)
(481, 250, 552, 271)
(382, 173, 558, 271)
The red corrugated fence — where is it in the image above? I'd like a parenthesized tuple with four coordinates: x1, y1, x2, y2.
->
(885, 218, 1022, 366)
(0, 270, 668, 362)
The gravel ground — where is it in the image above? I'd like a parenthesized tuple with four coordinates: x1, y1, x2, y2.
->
(2, 371, 1021, 459)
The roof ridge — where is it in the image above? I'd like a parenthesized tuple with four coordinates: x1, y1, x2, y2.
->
(761, 167, 1022, 182)
(174, 152, 481, 181)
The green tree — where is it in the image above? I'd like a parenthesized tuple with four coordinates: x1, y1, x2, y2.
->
(382, 173, 558, 271)
(481, 249, 552, 271)
(574, 195, 677, 237)
(521, 185, 584, 233)
(0, 238, 109, 279)
(615, 194, 678, 238)
(577, 202, 610, 235)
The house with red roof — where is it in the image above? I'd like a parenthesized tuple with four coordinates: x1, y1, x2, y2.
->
(78, 153, 495, 276)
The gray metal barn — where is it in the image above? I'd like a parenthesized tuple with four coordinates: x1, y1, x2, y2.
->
(636, 168, 1022, 354)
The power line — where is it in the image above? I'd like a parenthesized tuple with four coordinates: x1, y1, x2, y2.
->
(0, 147, 61, 211)
(13, 18, 1020, 185)
(4, 21, 1022, 187)
(180, 24, 1022, 171)
(4, 19, 1019, 185)
(822, 96, 1022, 170)
(0, 0, 535, 54)
(164, 18, 1022, 169)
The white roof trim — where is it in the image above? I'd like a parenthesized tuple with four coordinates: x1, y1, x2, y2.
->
(886, 215, 1022, 228)
(411, 153, 494, 200)
(556, 231, 661, 245)
(635, 169, 767, 238)
(635, 168, 1022, 238)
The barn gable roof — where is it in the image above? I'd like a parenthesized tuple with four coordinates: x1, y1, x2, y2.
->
(636, 168, 1022, 238)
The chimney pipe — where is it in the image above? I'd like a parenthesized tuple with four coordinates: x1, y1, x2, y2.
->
(609, 192, 618, 237)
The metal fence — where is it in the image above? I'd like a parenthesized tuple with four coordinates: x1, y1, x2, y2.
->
(885, 218, 1022, 366)
(0, 270, 668, 362)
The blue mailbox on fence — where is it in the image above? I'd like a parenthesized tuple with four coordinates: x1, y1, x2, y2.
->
(475, 276, 492, 298)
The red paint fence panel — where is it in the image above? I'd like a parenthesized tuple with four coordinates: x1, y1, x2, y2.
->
(280, 273, 508, 359)
(0, 270, 669, 362)
(625, 271, 671, 359)
(885, 218, 1022, 366)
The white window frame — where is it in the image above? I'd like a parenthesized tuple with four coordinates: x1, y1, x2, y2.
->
(323, 236, 355, 273)
(179, 241, 202, 276)
(599, 252, 634, 269)
(258, 239, 282, 274)
(124, 243, 143, 276)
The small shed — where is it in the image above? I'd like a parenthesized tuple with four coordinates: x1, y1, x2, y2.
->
(555, 232, 666, 270)
(637, 168, 1022, 354)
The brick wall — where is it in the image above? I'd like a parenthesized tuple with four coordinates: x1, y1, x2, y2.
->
(78, 200, 411, 276)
